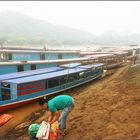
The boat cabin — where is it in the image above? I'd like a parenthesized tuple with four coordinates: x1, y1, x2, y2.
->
(0, 50, 80, 75)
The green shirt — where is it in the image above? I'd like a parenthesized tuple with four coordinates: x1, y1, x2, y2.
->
(48, 95, 74, 113)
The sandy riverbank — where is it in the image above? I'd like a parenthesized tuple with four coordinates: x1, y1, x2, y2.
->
(1, 63, 140, 139)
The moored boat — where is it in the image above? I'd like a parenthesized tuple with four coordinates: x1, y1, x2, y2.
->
(0, 63, 104, 112)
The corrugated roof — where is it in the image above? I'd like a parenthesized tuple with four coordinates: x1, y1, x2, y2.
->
(4, 67, 87, 84)
(0, 67, 63, 81)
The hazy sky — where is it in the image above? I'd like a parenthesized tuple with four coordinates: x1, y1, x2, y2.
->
(0, 1, 140, 36)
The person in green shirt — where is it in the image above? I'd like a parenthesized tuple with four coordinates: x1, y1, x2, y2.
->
(39, 95, 74, 134)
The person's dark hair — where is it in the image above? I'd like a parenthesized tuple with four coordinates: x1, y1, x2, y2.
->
(39, 97, 51, 106)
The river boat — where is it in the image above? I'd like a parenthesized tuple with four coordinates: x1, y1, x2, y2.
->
(0, 63, 104, 112)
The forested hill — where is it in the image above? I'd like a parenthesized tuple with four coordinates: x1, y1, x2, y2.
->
(0, 11, 97, 45)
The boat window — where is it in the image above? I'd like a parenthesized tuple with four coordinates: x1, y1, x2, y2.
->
(1, 88, 11, 100)
(84, 71, 93, 77)
(8, 53, 12, 60)
(31, 64, 36, 70)
(60, 76, 68, 85)
(17, 65, 24, 72)
(48, 78, 59, 89)
(68, 73, 78, 82)
(58, 54, 62, 59)
(45, 80, 48, 89)
(40, 53, 45, 60)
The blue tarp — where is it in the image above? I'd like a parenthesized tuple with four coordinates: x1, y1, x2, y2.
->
(4, 67, 87, 84)
(0, 67, 63, 81)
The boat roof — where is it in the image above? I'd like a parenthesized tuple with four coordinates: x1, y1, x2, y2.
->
(60, 63, 81, 68)
(80, 52, 110, 55)
(84, 54, 115, 58)
(0, 67, 63, 81)
(0, 55, 116, 66)
(0, 49, 80, 54)
(79, 63, 104, 69)
(81, 51, 128, 55)
(4, 67, 87, 84)
(113, 52, 128, 55)
(0, 57, 90, 65)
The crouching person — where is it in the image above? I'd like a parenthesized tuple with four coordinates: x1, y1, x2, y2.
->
(39, 95, 74, 135)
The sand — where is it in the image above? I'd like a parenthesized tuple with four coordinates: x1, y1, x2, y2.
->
(3, 63, 140, 139)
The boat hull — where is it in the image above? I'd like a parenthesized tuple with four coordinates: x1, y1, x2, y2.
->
(0, 98, 40, 113)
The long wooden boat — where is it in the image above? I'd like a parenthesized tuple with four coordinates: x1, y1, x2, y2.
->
(0, 63, 104, 112)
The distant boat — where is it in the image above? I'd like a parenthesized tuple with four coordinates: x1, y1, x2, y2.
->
(0, 48, 128, 75)
(0, 49, 80, 75)
(0, 63, 104, 112)
(0, 49, 80, 62)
